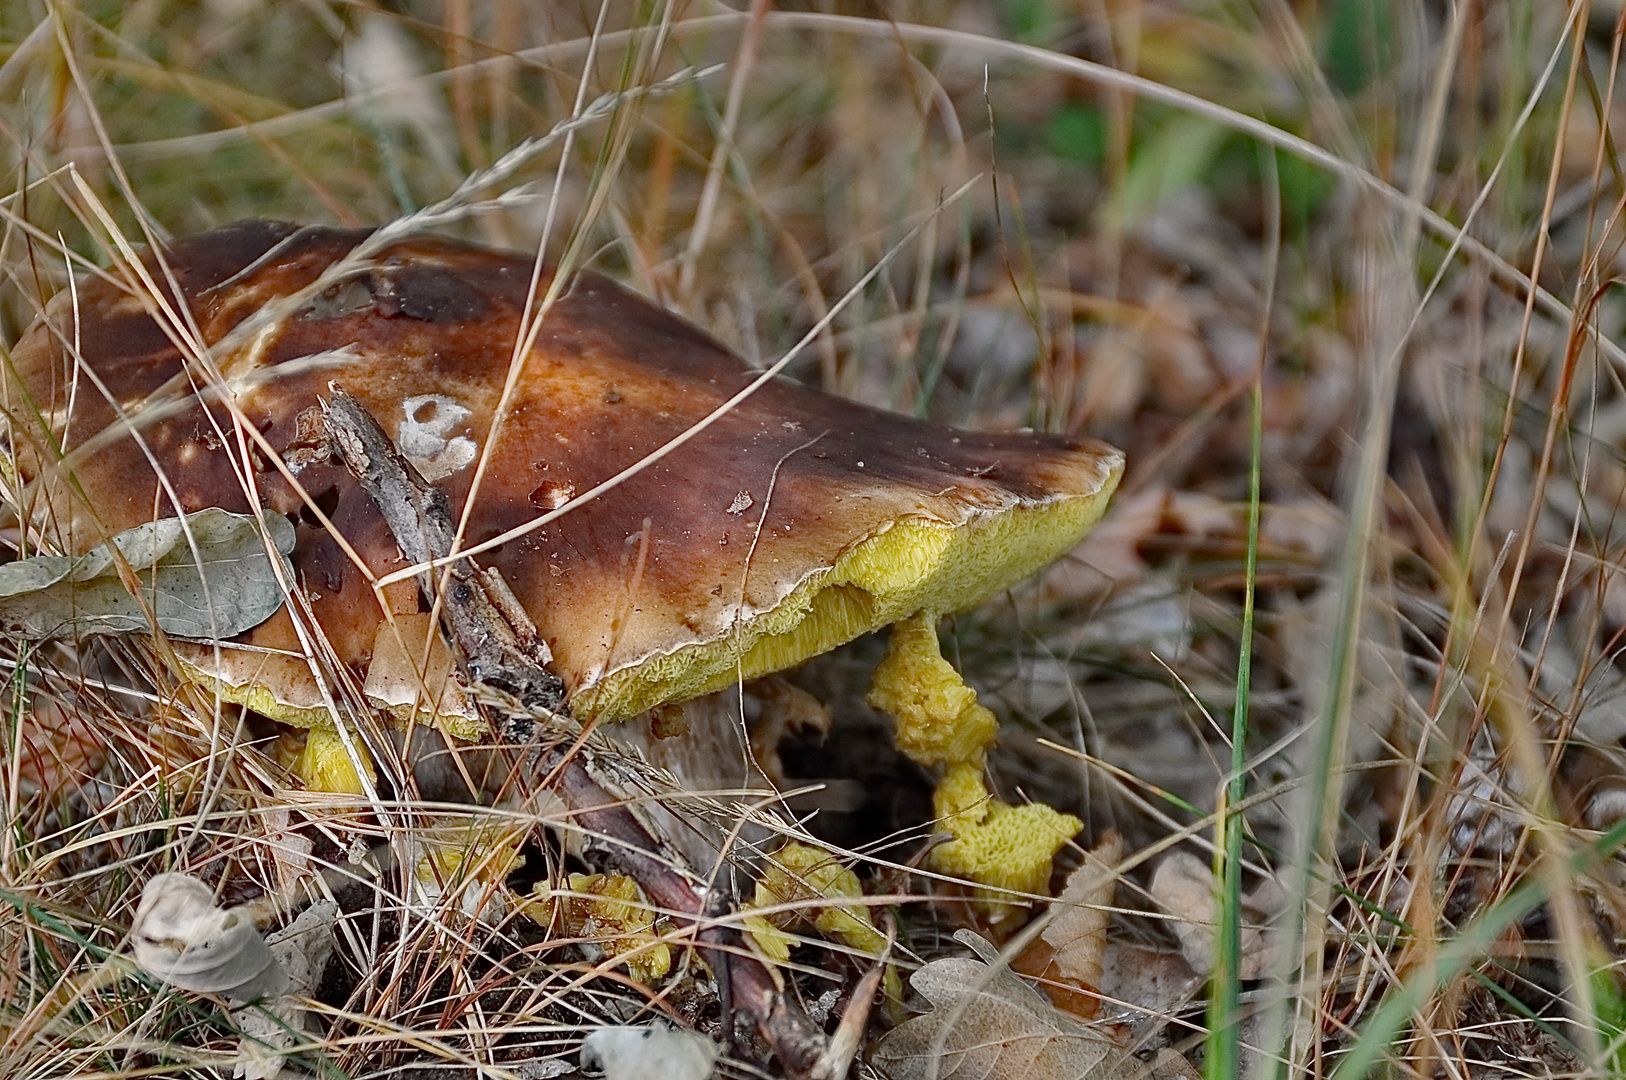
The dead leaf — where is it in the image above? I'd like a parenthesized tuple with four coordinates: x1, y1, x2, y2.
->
(15, 695, 106, 793)
(1150, 1049, 1203, 1080)
(1149, 851, 1275, 980)
(0, 509, 293, 639)
(1041, 833, 1121, 990)
(233, 900, 338, 1080)
(1062, 487, 1168, 588)
(873, 930, 1148, 1080)
(1097, 942, 1202, 1025)
(1015, 833, 1121, 1018)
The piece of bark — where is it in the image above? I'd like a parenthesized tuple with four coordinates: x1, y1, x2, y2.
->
(323, 390, 565, 717)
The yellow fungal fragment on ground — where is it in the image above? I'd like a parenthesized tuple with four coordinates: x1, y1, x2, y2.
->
(560, 873, 671, 984)
(293, 726, 377, 795)
(411, 820, 527, 919)
(743, 841, 903, 1008)
(867, 614, 1082, 918)
(933, 762, 1083, 913)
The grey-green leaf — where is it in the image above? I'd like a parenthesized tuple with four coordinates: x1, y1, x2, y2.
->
(0, 509, 294, 640)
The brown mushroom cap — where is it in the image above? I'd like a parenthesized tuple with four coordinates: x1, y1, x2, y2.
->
(3, 222, 1122, 733)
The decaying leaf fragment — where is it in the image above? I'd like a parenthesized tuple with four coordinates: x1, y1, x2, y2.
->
(1041, 833, 1121, 991)
(873, 930, 1147, 1080)
(233, 900, 339, 1080)
(1016, 832, 1121, 1017)
(0, 509, 293, 640)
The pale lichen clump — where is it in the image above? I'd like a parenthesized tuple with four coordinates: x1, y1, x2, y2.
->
(867, 613, 1082, 918)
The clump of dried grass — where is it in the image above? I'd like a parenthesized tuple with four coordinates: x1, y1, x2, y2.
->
(1, 1, 1623, 1078)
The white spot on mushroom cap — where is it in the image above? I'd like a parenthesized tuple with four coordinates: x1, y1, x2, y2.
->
(399, 394, 477, 481)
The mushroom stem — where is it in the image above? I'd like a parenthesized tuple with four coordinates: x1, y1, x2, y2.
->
(868, 612, 1083, 922)
(323, 388, 830, 1076)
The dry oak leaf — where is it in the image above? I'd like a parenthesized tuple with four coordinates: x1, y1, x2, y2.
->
(873, 930, 1148, 1080)
(1016, 832, 1122, 1019)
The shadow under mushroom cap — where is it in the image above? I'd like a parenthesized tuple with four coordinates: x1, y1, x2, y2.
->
(4, 221, 1123, 731)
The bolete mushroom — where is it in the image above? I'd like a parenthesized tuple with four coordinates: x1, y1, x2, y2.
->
(2, 221, 1122, 904)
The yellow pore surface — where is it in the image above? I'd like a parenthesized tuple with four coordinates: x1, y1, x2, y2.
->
(578, 482, 1117, 720)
